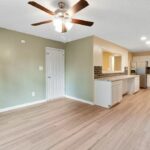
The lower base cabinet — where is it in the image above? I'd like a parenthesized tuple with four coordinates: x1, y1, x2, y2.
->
(95, 80, 122, 108)
(94, 76, 140, 108)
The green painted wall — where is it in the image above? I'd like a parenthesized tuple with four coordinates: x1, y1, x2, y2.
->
(65, 37, 94, 102)
(0, 28, 65, 109)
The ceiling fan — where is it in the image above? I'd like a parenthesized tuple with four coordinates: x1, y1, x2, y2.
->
(28, 0, 94, 33)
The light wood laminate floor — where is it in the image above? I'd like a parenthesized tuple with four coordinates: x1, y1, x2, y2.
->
(0, 90, 150, 150)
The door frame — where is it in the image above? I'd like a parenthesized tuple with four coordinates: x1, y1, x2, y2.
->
(45, 47, 65, 100)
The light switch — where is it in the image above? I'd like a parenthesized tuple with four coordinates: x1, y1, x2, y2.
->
(39, 66, 43, 71)
(21, 40, 26, 44)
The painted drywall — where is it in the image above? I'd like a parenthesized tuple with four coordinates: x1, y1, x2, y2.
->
(93, 36, 129, 72)
(65, 37, 94, 102)
(0, 28, 65, 109)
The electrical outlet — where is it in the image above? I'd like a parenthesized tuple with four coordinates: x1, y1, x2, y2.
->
(32, 92, 35, 97)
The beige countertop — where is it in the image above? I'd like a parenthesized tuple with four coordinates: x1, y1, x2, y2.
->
(95, 75, 139, 82)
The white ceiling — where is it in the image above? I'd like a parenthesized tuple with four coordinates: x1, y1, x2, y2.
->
(0, 0, 150, 52)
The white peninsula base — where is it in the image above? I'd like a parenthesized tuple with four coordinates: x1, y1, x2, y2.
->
(94, 75, 140, 108)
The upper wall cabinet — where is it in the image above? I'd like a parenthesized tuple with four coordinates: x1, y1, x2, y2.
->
(132, 56, 150, 67)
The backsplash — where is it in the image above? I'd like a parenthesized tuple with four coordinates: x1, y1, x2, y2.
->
(94, 66, 102, 79)
(94, 66, 128, 79)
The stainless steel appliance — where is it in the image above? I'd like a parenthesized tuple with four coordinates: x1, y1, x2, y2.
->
(136, 61, 148, 88)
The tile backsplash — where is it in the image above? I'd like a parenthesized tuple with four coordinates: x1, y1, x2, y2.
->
(94, 66, 128, 79)
(94, 66, 102, 79)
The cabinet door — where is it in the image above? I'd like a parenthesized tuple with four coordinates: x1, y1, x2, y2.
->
(147, 75, 150, 88)
(112, 81, 122, 105)
(128, 77, 139, 94)
(122, 79, 128, 95)
(112, 85, 117, 105)
(134, 77, 140, 92)
(132, 56, 138, 62)
(131, 62, 136, 69)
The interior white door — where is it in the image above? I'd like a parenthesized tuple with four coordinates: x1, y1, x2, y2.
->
(46, 47, 64, 99)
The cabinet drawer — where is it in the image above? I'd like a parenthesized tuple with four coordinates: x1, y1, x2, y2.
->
(112, 80, 122, 86)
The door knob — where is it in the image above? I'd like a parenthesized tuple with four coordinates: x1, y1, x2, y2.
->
(48, 76, 51, 79)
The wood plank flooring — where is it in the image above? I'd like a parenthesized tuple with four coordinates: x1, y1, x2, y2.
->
(0, 90, 150, 150)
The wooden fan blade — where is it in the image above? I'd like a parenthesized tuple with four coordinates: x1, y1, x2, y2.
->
(28, 1, 54, 15)
(62, 23, 67, 33)
(72, 19, 94, 26)
(31, 20, 52, 26)
(67, 0, 89, 16)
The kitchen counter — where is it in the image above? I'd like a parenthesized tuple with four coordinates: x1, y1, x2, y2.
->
(95, 75, 139, 82)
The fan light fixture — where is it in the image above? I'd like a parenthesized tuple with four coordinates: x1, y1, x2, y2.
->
(53, 4, 73, 33)
(28, 0, 94, 33)
(53, 17, 73, 33)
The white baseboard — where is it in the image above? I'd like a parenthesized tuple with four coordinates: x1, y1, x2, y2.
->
(0, 96, 66, 113)
(65, 95, 94, 105)
(0, 99, 49, 113)
(0, 96, 93, 113)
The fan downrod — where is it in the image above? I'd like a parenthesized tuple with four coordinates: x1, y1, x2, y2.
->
(58, 2, 65, 9)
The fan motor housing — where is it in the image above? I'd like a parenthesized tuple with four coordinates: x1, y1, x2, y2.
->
(55, 2, 69, 18)
(58, 2, 65, 9)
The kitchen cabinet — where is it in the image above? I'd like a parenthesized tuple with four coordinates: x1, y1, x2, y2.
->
(128, 76, 140, 94)
(94, 80, 122, 108)
(131, 62, 136, 69)
(132, 56, 150, 67)
(147, 75, 150, 88)
(134, 77, 140, 92)
(94, 75, 140, 108)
